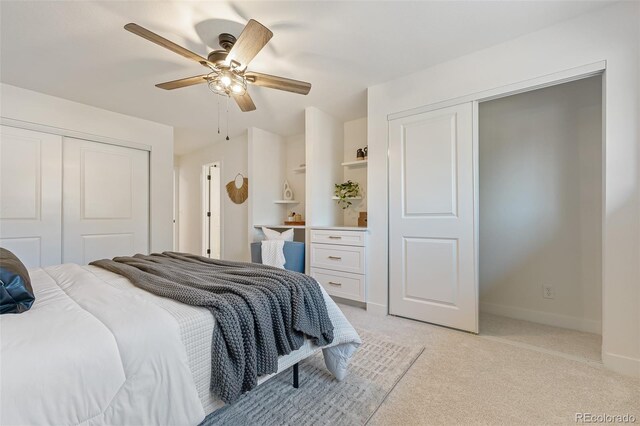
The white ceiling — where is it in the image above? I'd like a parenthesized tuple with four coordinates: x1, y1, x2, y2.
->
(0, 1, 611, 155)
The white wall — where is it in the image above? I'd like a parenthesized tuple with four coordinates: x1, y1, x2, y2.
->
(368, 2, 640, 376)
(176, 134, 249, 262)
(0, 83, 174, 251)
(343, 118, 368, 227)
(305, 107, 343, 227)
(285, 134, 306, 220)
(479, 77, 602, 334)
(247, 127, 286, 241)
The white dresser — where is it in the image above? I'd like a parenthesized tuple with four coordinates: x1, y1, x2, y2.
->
(309, 227, 367, 302)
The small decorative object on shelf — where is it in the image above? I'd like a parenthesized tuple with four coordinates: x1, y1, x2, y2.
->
(334, 180, 361, 209)
(285, 211, 304, 226)
(363, 146, 368, 159)
(356, 148, 365, 161)
(358, 211, 368, 227)
(283, 180, 294, 200)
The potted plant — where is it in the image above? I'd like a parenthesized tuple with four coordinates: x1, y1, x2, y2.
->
(334, 180, 361, 209)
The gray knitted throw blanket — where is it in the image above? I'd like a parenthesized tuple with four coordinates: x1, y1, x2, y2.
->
(90, 252, 334, 403)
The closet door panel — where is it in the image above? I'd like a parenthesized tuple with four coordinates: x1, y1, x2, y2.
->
(63, 138, 149, 264)
(0, 125, 62, 268)
(389, 103, 477, 333)
(82, 149, 133, 219)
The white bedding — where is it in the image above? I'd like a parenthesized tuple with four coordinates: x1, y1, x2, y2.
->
(1, 263, 361, 426)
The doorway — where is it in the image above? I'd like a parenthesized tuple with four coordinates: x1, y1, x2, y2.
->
(202, 162, 221, 259)
(387, 64, 605, 342)
(478, 76, 603, 361)
(173, 167, 179, 251)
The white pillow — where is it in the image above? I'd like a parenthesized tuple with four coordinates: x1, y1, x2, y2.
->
(262, 227, 294, 241)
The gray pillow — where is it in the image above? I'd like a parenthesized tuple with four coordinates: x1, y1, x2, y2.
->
(0, 248, 35, 314)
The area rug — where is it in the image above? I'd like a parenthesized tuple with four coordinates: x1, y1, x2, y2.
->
(202, 329, 424, 426)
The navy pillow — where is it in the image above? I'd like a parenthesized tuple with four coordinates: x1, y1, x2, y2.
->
(0, 248, 35, 314)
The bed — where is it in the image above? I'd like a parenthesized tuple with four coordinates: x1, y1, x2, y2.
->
(0, 262, 361, 425)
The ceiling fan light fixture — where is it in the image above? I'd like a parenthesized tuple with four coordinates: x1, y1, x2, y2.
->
(220, 74, 232, 87)
(229, 73, 247, 95)
(207, 71, 247, 96)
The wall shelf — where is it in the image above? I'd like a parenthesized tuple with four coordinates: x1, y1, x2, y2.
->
(292, 166, 306, 173)
(341, 159, 368, 167)
(254, 224, 306, 229)
(331, 196, 362, 200)
(274, 200, 300, 204)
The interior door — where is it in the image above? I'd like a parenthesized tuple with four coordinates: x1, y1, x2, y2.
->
(63, 137, 149, 264)
(204, 164, 221, 259)
(0, 126, 62, 268)
(388, 102, 477, 333)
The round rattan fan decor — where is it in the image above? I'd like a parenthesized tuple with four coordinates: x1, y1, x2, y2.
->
(226, 173, 248, 204)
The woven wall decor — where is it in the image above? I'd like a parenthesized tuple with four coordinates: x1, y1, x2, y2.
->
(226, 173, 249, 204)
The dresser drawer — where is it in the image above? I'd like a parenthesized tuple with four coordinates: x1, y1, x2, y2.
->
(310, 243, 365, 274)
(310, 229, 366, 246)
(311, 268, 365, 302)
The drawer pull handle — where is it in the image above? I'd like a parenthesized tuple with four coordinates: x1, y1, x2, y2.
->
(328, 256, 342, 260)
(328, 281, 342, 286)
(328, 236, 342, 239)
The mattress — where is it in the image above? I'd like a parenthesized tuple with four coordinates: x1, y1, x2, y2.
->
(89, 265, 361, 415)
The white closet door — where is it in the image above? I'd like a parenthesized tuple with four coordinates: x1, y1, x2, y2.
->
(63, 137, 149, 264)
(388, 103, 477, 333)
(0, 126, 62, 268)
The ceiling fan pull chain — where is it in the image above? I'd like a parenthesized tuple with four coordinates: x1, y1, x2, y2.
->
(226, 95, 230, 141)
(217, 96, 221, 135)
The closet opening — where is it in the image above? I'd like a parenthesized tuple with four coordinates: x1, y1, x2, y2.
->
(478, 75, 603, 362)
(202, 162, 222, 259)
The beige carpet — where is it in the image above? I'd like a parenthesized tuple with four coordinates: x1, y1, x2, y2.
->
(202, 329, 423, 425)
(339, 304, 640, 426)
(479, 313, 602, 362)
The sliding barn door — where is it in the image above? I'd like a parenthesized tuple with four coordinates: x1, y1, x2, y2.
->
(0, 126, 62, 268)
(63, 138, 149, 264)
(388, 103, 477, 333)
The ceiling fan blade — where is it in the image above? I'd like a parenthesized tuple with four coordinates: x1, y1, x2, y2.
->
(233, 91, 257, 112)
(125, 23, 212, 68)
(156, 75, 209, 90)
(226, 19, 273, 68)
(245, 71, 311, 95)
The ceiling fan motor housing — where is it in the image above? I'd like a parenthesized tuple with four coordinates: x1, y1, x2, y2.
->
(207, 49, 229, 66)
(218, 33, 237, 51)
(207, 33, 238, 66)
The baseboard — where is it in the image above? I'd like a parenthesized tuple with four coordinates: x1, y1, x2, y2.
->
(331, 295, 366, 309)
(366, 302, 388, 316)
(602, 351, 640, 378)
(480, 302, 601, 334)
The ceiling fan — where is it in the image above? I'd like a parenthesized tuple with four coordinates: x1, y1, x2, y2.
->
(124, 19, 311, 112)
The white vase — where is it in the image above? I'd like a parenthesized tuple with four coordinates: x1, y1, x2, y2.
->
(283, 180, 294, 200)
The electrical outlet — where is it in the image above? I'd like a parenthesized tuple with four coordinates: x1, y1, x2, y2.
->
(543, 285, 555, 299)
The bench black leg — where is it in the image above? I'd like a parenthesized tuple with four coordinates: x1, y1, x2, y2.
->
(293, 362, 299, 389)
